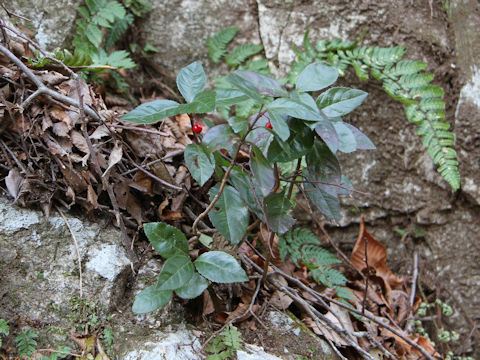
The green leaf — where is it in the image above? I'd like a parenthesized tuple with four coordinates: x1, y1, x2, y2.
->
(267, 119, 314, 162)
(132, 285, 172, 314)
(233, 70, 288, 97)
(227, 116, 249, 135)
(203, 124, 238, 154)
(304, 180, 340, 221)
(226, 44, 264, 66)
(143, 222, 189, 258)
(176, 62, 207, 103)
(120, 99, 180, 124)
(316, 87, 368, 118)
(306, 141, 341, 184)
(195, 251, 248, 283)
(314, 121, 339, 153)
(296, 62, 339, 92)
(175, 273, 210, 299)
(224, 74, 265, 103)
(85, 23, 102, 47)
(215, 89, 249, 106)
(250, 145, 275, 197)
(268, 98, 321, 121)
(208, 185, 249, 244)
(267, 110, 290, 141)
(177, 90, 216, 114)
(263, 192, 295, 234)
(228, 169, 264, 220)
(333, 122, 356, 153)
(207, 26, 238, 63)
(184, 144, 215, 186)
(344, 123, 375, 150)
(157, 255, 194, 291)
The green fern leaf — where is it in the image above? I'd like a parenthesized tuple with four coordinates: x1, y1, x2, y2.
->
(225, 44, 263, 67)
(16, 330, 38, 357)
(399, 72, 434, 89)
(383, 60, 426, 77)
(300, 244, 341, 269)
(279, 228, 321, 266)
(410, 85, 444, 99)
(312, 267, 347, 287)
(105, 13, 133, 49)
(303, 30, 316, 58)
(419, 97, 445, 111)
(207, 26, 238, 63)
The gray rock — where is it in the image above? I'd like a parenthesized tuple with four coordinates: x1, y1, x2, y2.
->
(0, 197, 131, 325)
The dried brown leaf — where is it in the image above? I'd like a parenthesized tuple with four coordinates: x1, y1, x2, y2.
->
(159, 209, 183, 221)
(269, 290, 293, 310)
(89, 125, 111, 140)
(259, 224, 282, 266)
(102, 142, 122, 177)
(87, 184, 98, 209)
(38, 71, 69, 86)
(5, 167, 23, 200)
(50, 108, 72, 128)
(52, 121, 70, 137)
(71, 130, 90, 154)
(351, 218, 406, 289)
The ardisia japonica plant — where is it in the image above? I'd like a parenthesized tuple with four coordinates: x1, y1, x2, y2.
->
(121, 60, 374, 313)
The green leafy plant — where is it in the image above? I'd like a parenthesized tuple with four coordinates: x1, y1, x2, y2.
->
(0, 318, 9, 347)
(30, 0, 146, 84)
(15, 329, 38, 358)
(290, 32, 460, 190)
(279, 228, 353, 300)
(102, 326, 115, 356)
(122, 50, 375, 311)
(205, 324, 243, 360)
(131, 222, 248, 314)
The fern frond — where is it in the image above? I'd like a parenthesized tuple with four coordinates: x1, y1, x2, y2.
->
(238, 58, 270, 75)
(290, 31, 460, 190)
(105, 13, 133, 49)
(278, 228, 321, 266)
(300, 244, 341, 269)
(311, 267, 347, 287)
(225, 44, 263, 67)
(207, 26, 238, 63)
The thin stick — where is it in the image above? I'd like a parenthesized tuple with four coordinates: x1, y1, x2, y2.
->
(409, 250, 419, 307)
(119, 149, 184, 176)
(56, 206, 83, 298)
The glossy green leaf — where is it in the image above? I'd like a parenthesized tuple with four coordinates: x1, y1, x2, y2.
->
(132, 285, 172, 314)
(224, 74, 264, 103)
(216, 89, 249, 106)
(344, 123, 375, 150)
(306, 141, 341, 184)
(202, 124, 238, 154)
(304, 180, 340, 221)
(233, 70, 288, 97)
(227, 116, 249, 135)
(296, 62, 339, 92)
(176, 62, 207, 103)
(120, 99, 180, 124)
(175, 272, 210, 299)
(228, 169, 264, 221)
(264, 192, 295, 234)
(316, 87, 368, 118)
(177, 90, 216, 114)
(184, 144, 215, 186)
(195, 251, 248, 283)
(314, 121, 339, 153)
(267, 119, 314, 162)
(333, 122, 356, 153)
(267, 110, 290, 141)
(157, 255, 194, 291)
(208, 185, 249, 244)
(268, 98, 321, 121)
(143, 222, 189, 258)
(250, 145, 275, 197)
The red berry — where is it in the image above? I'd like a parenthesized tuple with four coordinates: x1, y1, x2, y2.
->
(192, 123, 202, 133)
(265, 121, 273, 129)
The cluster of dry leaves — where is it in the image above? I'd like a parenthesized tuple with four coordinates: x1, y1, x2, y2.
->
(0, 32, 441, 359)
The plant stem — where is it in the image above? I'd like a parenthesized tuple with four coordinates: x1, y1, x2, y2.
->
(192, 108, 266, 236)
